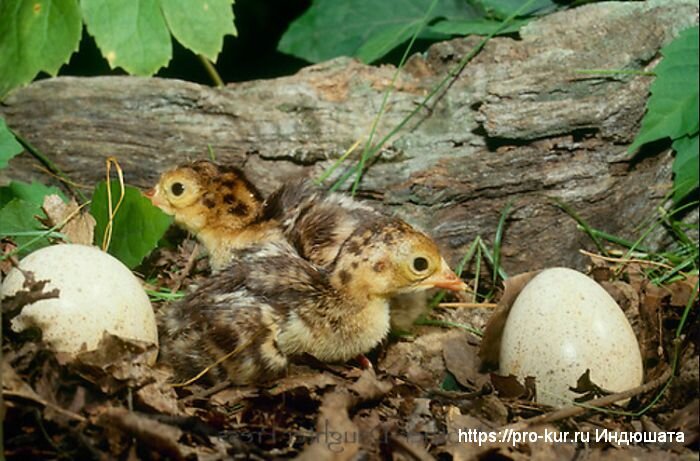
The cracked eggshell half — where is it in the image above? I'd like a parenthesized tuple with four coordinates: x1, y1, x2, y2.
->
(499, 267, 643, 407)
(1, 244, 158, 362)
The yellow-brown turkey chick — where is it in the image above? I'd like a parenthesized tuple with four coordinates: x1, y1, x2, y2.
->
(262, 179, 436, 331)
(158, 217, 466, 385)
(146, 160, 280, 271)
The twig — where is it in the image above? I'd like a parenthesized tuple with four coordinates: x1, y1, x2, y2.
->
(3, 390, 87, 423)
(32, 164, 91, 190)
(172, 242, 201, 293)
(181, 380, 233, 404)
(580, 249, 676, 271)
(503, 367, 673, 431)
(438, 302, 497, 309)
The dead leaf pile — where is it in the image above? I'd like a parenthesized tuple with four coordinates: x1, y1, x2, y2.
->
(2, 249, 698, 460)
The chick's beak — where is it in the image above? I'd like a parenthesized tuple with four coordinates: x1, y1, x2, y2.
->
(143, 187, 163, 208)
(420, 259, 467, 292)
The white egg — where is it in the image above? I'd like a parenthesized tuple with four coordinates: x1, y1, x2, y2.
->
(1, 244, 158, 361)
(499, 267, 643, 407)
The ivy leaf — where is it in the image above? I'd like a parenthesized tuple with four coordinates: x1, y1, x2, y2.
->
(160, 0, 236, 61)
(629, 26, 699, 153)
(672, 134, 699, 203)
(278, 0, 482, 64)
(0, 181, 66, 209)
(90, 180, 173, 268)
(81, 0, 236, 75)
(0, 198, 50, 255)
(0, 0, 82, 98)
(81, 0, 172, 75)
(0, 118, 23, 168)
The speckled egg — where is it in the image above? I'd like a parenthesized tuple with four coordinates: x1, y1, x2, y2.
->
(1, 244, 158, 359)
(499, 267, 643, 407)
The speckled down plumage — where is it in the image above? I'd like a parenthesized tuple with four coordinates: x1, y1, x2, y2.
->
(263, 179, 432, 330)
(158, 217, 465, 385)
(148, 160, 281, 271)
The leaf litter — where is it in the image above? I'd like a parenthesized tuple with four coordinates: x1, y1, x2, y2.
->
(2, 244, 699, 460)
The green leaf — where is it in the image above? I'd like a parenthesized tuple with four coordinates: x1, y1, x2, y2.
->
(0, 181, 66, 209)
(278, 0, 482, 63)
(0, 198, 50, 255)
(629, 26, 699, 153)
(672, 134, 699, 203)
(428, 17, 527, 36)
(0, 118, 23, 169)
(440, 372, 463, 391)
(81, 0, 172, 75)
(0, 0, 82, 98)
(477, 0, 557, 18)
(160, 0, 236, 61)
(90, 180, 173, 268)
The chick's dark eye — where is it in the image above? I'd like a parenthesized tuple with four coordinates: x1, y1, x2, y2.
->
(413, 256, 429, 272)
(171, 182, 185, 196)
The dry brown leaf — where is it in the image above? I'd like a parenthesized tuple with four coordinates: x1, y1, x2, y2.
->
(442, 332, 489, 390)
(69, 333, 159, 393)
(265, 369, 341, 397)
(665, 399, 700, 447)
(381, 330, 457, 388)
(490, 374, 527, 399)
(479, 271, 540, 369)
(42, 194, 95, 245)
(135, 369, 181, 415)
(96, 407, 186, 460)
(296, 369, 391, 460)
(349, 368, 393, 400)
(668, 276, 699, 307)
(210, 386, 258, 407)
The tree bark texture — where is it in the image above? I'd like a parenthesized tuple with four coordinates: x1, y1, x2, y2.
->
(1, 0, 698, 275)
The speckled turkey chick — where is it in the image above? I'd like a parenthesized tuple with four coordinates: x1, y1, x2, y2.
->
(158, 217, 466, 385)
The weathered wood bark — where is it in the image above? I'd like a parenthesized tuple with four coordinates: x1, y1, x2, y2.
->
(1, 1, 697, 275)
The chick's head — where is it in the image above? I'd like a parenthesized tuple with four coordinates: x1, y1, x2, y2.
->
(332, 219, 466, 298)
(146, 160, 264, 235)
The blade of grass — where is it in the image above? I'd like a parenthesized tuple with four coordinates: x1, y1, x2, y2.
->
(478, 238, 508, 282)
(11, 130, 87, 202)
(414, 318, 483, 336)
(492, 200, 512, 287)
(574, 69, 655, 77)
(577, 226, 653, 254)
(349, 0, 441, 195)
(146, 288, 186, 302)
(329, 0, 540, 191)
(551, 197, 607, 255)
(0, 201, 91, 261)
(315, 138, 362, 185)
(473, 242, 482, 303)
(0, 231, 65, 238)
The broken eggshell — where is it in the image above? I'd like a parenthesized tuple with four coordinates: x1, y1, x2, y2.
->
(499, 267, 643, 407)
(1, 244, 158, 362)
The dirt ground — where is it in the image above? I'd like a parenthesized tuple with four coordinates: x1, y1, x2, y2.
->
(2, 235, 698, 460)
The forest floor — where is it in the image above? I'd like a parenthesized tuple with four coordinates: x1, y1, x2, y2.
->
(2, 235, 698, 460)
